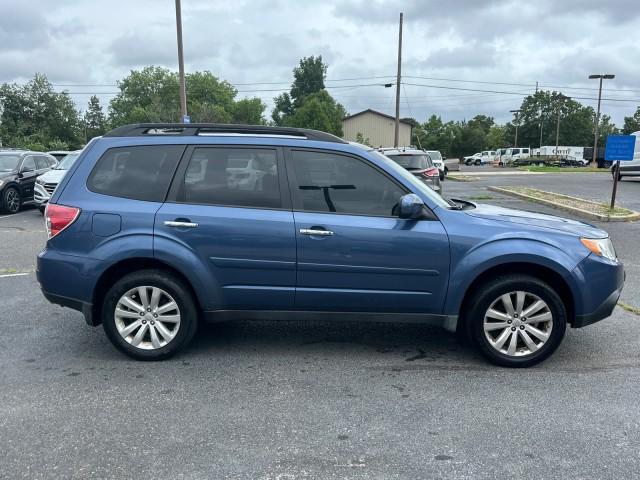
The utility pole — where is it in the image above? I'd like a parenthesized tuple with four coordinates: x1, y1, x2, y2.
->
(175, 0, 188, 122)
(510, 109, 521, 147)
(588, 74, 615, 167)
(394, 12, 403, 147)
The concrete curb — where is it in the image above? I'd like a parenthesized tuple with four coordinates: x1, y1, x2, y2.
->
(488, 186, 640, 222)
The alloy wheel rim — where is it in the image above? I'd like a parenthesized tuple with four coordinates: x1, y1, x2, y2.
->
(483, 291, 553, 357)
(7, 190, 19, 213)
(114, 286, 181, 350)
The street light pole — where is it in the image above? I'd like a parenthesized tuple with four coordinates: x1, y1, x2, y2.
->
(588, 74, 615, 167)
(510, 110, 521, 147)
(175, 0, 188, 122)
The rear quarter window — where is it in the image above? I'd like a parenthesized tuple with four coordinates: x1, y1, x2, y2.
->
(87, 145, 184, 202)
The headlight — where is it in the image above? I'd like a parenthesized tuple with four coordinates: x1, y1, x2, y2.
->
(580, 237, 617, 261)
(36, 177, 45, 185)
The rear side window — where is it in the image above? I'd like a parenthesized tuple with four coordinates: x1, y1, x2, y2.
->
(88, 146, 184, 202)
(179, 147, 281, 209)
(35, 156, 49, 170)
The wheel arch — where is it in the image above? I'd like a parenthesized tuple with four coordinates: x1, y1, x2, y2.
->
(90, 257, 202, 326)
(456, 262, 576, 335)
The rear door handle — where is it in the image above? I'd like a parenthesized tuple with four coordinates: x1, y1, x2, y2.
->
(299, 228, 333, 236)
(164, 220, 199, 228)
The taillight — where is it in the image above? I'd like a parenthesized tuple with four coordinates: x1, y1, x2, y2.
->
(45, 204, 80, 239)
(423, 167, 439, 178)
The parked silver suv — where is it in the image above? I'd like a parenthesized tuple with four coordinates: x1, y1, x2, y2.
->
(378, 148, 442, 194)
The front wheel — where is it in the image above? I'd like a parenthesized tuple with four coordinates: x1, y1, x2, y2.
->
(464, 275, 567, 367)
(439, 171, 445, 181)
(2, 187, 21, 214)
(102, 269, 199, 360)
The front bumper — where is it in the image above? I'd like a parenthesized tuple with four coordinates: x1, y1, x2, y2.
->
(33, 183, 51, 205)
(571, 254, 625, 328)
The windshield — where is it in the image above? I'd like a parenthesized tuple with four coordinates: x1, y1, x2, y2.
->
(0, 155, 21, 172)
(369, 151, 450, 209)
(55, 152, 80, 170)
(427, 151, 442, 160)
(387, 154, 431, 170)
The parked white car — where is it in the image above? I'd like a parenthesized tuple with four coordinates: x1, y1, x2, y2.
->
(426, 150, 447, 180)
(34, 150, 81, 212)
(464, 151, 495, 166)
(502, 147, 531, 165)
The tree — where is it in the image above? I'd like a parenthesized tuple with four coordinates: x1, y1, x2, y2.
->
(84, 95, 106, 140)
(233, 98, 267, 125)
(271, 56, 344, 130)
(622, 106, 640, 134)
(485, 125, 507, 149)
(0, 73, 82, 149)
(597, 114, 619, 143)
(108, 66, 265, 126)
(355, 132, 371, 146)
(284, 90, 346, 136)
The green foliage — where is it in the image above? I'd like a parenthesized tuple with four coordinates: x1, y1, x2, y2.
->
(355, 132, 371, 146)
(284, 90, 346, 136)
(271, 56, 346, 134)
(485, 125, 507, 149)
(0, 73, 82, 150)
(84, 95, 106, 140)
(622, 106, 640, 134)
(108, 66, 264, 126)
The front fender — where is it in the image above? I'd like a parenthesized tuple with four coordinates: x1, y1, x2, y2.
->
(444, 238, 586, 315)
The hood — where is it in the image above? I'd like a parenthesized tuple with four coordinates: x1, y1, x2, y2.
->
(37, 169, 67, 183)
(466, 203, 607, 238)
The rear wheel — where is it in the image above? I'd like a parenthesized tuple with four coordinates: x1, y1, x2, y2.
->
(464, 275, 567, 367)
(102, 269, 198, 360)
(2, 187, 21, 214)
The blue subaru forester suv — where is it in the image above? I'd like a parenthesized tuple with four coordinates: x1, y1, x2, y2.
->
(37, 124, 624, 367)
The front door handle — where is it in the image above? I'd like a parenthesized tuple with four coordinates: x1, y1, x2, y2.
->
(299, 228, 333, 236)
(164, 220, 199, 228)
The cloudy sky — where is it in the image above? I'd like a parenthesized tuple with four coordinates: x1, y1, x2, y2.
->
(2, 0, 639, 125)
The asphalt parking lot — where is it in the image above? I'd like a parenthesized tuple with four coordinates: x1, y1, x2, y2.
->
(1, 173, 639, 479)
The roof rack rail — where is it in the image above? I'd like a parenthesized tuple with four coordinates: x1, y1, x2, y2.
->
(103, 123, 347, 144)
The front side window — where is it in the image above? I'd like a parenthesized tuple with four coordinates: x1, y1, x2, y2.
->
(35, 156, 49, 170)
(87, 145, 184, 202)
(22, 157, 36, 172)
(288, 150, 406, 217)
(180, 148, 280, 209)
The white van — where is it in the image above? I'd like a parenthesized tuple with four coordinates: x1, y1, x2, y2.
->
(503, 147, 530, 165)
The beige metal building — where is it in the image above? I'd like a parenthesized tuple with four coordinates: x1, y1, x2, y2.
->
(342, 109, 413, 148)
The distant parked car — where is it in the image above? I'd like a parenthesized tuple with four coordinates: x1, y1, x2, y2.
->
(34, 150, 82, 213)
(47, 151, 74, 162)
(0, 150, 57, 214)
(379, 147, 442, 194)
(464, 151, 495, 166)
(493, 148, 508, 165)
(503, 147, 531, 166)
(611, 131, 640, 180)
(426, 150, 447, 180)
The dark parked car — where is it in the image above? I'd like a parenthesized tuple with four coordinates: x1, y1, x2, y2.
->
(377, 147, 442, 194)
(38, 124, 624, 367)
(0, 150, 58, 214)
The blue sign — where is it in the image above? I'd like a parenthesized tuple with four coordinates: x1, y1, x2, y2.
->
(182, 115, 191, 124)
(605, 135, 636, 161)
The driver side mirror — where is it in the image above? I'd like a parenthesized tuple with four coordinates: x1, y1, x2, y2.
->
(398, 193, 427, 219)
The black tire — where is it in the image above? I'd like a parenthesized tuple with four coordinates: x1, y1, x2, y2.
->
(38, 205, 46, 214)
(102, 269, 199, 361)
(439, 171, 445, 181)
(2, 187, 21, 214)
(475, 159, 481, 166)
(463, 274, 567, 368)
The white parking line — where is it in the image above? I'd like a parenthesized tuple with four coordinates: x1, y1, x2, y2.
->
(0, 273, 30, 278)
(0, 211, 29, 221)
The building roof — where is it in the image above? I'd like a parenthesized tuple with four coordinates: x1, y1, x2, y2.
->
(343, 109, 413, 126)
